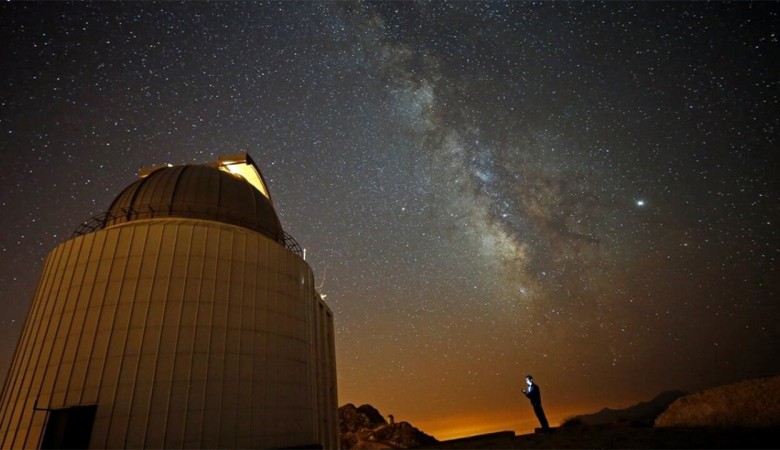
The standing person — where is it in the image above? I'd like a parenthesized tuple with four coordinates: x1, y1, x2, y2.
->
(522, 375, 551, 432)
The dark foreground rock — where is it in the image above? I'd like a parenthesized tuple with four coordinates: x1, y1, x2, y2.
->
(418, 426, 780, 449)
(339, 403, 438, 449)
(563, 390, 687, 427)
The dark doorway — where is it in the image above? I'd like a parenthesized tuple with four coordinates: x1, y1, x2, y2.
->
(41, 405, 97, 449)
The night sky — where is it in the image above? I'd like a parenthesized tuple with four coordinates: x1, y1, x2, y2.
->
(1, 1, 778, 439)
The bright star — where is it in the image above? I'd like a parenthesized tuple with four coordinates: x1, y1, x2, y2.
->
(636, 199, 645, 207)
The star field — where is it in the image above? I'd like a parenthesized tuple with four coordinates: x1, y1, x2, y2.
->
(1, 1, 778, 438)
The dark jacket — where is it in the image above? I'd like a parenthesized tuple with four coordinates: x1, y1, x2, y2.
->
(524, 382, 542, 405)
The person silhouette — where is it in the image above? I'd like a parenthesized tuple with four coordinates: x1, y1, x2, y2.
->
(522, 374, 551, 432)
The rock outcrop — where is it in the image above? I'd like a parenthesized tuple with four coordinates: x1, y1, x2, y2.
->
(339, 403, 438, 449)
(564, 390, 687, 427)
(655, 375, 780, 428)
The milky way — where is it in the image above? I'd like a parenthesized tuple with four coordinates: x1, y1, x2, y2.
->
(1, 1, 778, 438)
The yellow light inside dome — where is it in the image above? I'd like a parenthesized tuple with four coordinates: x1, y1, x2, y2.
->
(216, 153, 272, 200)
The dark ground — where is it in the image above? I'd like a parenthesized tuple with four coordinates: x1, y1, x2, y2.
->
(417, 426, 780, 449)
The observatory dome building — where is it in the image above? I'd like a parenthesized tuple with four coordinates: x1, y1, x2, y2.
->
(0, 154, 338, 449)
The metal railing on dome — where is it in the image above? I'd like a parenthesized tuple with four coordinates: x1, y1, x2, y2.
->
(71, 205, 304, 258)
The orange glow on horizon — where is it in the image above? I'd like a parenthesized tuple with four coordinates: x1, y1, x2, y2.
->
(412, 405, 599, 441)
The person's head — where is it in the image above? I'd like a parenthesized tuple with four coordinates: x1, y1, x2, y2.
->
(525, 375, 533, 386)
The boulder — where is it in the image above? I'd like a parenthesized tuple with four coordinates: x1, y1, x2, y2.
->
(655, 375, 780, 428)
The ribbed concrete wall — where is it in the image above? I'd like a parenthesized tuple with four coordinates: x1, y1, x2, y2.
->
(0, 218, 338, 449)
(314, 297, 338, 447)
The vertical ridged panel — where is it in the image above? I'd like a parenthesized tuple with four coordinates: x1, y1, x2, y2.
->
(60, 231, 107, 408)
(200, 226, 226, 449)
(106, 224, 150, 447)
(141, 223, 182, 448)
(0, 219, 337, 449)
(79, 229, 119, 404)
(123, 223, 164, 449)
(0, 242, 63, 448)
(90, 225, 133, 448)
(30, 237, 86, 446)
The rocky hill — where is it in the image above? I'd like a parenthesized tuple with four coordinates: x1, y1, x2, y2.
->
(339, 403, 438, 449)
(563, 390, 688, 427)
(655, 375, 780, 428)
